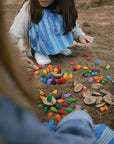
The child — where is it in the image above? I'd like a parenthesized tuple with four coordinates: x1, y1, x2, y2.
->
(0, 12, 114, 144)
(9, 0, 93, 65)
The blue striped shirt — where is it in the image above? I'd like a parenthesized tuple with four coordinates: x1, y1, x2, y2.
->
(29, 9, 74, 55)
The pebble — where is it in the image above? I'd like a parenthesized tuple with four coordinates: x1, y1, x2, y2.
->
(88, 77, 93, 83)
(106, 75, 112, 80)
(64, 93, 72, 98)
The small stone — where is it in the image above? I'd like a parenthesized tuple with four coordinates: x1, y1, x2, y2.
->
(83, 21, 91, 27)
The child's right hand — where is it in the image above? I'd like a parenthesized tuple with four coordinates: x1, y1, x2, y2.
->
(20, 57, 36, 69)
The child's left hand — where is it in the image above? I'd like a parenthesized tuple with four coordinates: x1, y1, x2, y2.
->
(78, 35, 94, 46)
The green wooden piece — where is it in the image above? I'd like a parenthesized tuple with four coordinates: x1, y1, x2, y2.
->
(67, 99, 77, 103)
(55, 104, 62, 110)
(66, 108, 74, 113)
(47, 95, 52, 102)
(50, 107, 58, 113)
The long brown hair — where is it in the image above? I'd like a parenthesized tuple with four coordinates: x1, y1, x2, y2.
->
(27, 0, 78, 34)
(0, 1, 37, 113)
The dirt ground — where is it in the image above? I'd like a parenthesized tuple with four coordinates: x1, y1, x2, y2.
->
(1, 0, 114, 129)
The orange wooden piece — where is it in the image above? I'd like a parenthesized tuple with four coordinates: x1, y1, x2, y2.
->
(96, 79, 101, 83)
(57, 99, 65, 103)
(35, 66, 39, 70)
(55, 114, 61, 122)
(34, 71, 40, 74)
(104, 105, 108, 111)
(40, 96, 45, 101)
(46, 67, 50, 73)
(93, 76, 99, 80)
(48, 112, 53, 119)
(65, 76, 70, 81)
(99, 76, 103, 80)
(76, 65, 81, 69)
(100, 107, 105, 112)
(48, 65, 53, 68)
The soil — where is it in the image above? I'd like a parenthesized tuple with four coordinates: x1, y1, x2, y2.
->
(1, 0, 114, 129)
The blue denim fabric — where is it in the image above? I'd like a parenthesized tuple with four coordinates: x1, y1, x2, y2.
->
(0, 95, 97, 144)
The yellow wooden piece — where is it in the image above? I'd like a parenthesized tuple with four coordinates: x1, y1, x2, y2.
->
(83, 67, 88, 70)
(69, 74, 73, 79)
(40, 91, 45, 96)
(53, 89, 58, 95)
(43, 70, 47, 75)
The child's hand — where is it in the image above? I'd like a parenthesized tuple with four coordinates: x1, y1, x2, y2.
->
(20, 57, 36, 69)
(78, 35, 94, 46)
